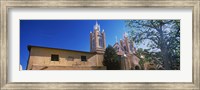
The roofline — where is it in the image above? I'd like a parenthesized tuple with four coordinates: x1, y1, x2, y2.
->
(27, 45, 96, 54)
(113, 42, 120, 47)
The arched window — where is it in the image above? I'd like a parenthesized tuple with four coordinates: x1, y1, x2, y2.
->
(99, 35, 103, 48)
(124, 46, 127, 51)
(129, 44, 133, 52)
(135, 66, 140, 70)
(92, 38, 95, 49)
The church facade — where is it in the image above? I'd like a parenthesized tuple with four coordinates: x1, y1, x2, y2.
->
(113, 33, 141, 70)
(26, 21, 140, 70)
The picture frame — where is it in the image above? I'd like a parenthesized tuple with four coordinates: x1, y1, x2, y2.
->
(0, 0, 199, 89)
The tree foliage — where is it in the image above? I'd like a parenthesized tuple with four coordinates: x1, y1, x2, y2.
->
(126, 20, 180, 70)
(103, 45, 121, 70)
(136, 48, 162, 70)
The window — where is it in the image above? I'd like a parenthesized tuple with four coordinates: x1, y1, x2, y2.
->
(92, 38, 95, 49)
(81, 56, 87, 61)
(99, 35, 103, 48)
(51, 54, 59, 61)
(129, 44, 133, 52)
(124, 46, 127, 51)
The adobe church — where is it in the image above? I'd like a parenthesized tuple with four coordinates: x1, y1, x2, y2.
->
(26, 21, 140, 70)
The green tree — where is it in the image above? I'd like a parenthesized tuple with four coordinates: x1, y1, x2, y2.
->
(136, 48, 162, 70)
(126, 20, 180, 70)
(103, 45, 121, 70)
(136, 48, 146, 69)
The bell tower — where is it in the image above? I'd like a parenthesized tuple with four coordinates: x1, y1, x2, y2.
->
(90, 21, 106, 53)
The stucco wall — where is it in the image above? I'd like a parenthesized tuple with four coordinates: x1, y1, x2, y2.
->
(27, 47, 105, 70)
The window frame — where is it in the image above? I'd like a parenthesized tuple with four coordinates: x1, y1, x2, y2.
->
(81, 56, 87, 62)
(51, 54, 59, 61)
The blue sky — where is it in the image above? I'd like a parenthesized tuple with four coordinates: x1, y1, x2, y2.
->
(20, 20, 131, 70)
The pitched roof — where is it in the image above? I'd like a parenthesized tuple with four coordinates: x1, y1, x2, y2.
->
(113, 42, 120, 47)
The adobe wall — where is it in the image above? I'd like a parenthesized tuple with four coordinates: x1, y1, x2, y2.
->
(27, 47, 105, 70)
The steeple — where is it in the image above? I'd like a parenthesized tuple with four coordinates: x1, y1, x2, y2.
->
(90, 21, 106, 53)
(94, 20, 100, 31)
(95, 20, 98, 26)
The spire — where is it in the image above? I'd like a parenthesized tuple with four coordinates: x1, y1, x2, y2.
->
(94, 20, 100, 31)
(95, 20, 98, 26)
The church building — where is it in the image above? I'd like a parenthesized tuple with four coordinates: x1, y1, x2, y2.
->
(113, 32, 141, 70)
(26, 21, 140, 70)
